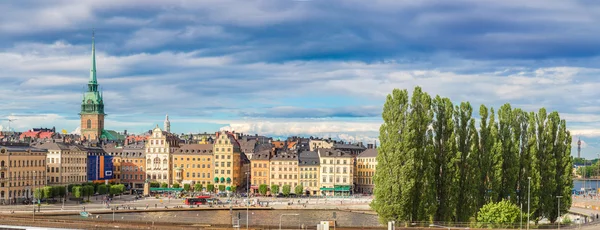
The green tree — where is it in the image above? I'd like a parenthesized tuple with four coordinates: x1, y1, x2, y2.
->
(218, 185, 226, 192)
(150, 182, 160, 188)
(173, 183, 180, 189)
(33, 188, 43, 200)
(195, 183, 204, 192)
(184, 184, 191, 192)
(431, 96, 456, 222)
(476, 200, 521, 228)
(270, 184, 280, 195)
(43, 186, 53, 200)
(231, 185, 237, 193)
(259, 184, 268, 195)
(161, 183, 168, 188)
(207, 184, 214, 193)
(282, 185, 291, 196)
(454, 101, 477, 222)
(73, 186, 82, 199)
(57, 186, 66, 200)
(372, 88, 410, 223)
(98, 184, 108, 195)
(84, 185, 94, 201)
(497, 104, 519, 204)
(294, 185, 303, 195)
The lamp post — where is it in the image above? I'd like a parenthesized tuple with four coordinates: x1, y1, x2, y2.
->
(527, 177, 531, 230)
(557, 196, 563, 230)
(279, 213, 299, 230)
(246, 171, 249, 230)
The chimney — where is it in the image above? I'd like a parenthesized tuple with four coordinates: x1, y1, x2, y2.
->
(367, 144, 373, 149)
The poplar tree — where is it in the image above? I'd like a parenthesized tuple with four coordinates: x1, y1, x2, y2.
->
(454, 102, 476, 222)
(432, 96, 456, 221)
(497, 104, 519, 202)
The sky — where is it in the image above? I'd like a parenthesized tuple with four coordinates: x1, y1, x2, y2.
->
(1, 0, 600, 158)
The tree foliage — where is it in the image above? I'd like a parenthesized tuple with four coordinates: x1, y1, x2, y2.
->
(476, 200, 521, 228)
(282, 185, 291, 196)
(218, 185, 226, 192)
(259, 184, 268, 195)
(271, 184, 280, 195)
(161, 183, 168, 188)
(372, 86, 573, 224)
(173, 183, 180, 189)
(295, 185, 304, 195)
(184, 184, 191, 192)
(98, 184, 108, 195)
(149, 182, 160, 188)
(207, 184, 214, 193)
(194, 183, 203, 192)
(72, 186, 82, 199)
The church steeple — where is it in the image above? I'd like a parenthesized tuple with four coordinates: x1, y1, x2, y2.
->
(164, 114, 171, 133)
(88, 30, 98, 92)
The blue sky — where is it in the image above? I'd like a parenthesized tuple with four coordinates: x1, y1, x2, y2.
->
(1, 0, 600, 158)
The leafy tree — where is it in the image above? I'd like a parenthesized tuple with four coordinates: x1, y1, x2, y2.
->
(183, 184, 191, 192)
(477, 200, 521, 228)
(67, 184, 76, 194)
(150, 182, 160, 188)
(161, 183, 168, 188)
(259, 184, 268, 195)
(270, 184, 280, 195)
(231, 185, 237, 193)
(173, 183, 180, 189)
(84, 185, 94, 201)
(73, 186, 82, 199)
(294, 185, 303, 195)
(43, 186, 53, 200)
(431, 96, 457, 221)
(195, 183, 203, 192)
(282, 185, 291, 196)
(57, 186, 66, 200)
(98, 184, 108, 195)
(33, 188, 43, 200)
(207, 184, 214, 193)
(218, 185, 226, 192)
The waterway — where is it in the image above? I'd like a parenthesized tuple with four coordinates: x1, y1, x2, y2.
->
(573, 179, 600, 191)
(58, 210, 382, 228)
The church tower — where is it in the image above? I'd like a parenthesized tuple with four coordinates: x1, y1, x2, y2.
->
(164, 114, 171, 133)
(79, 31, 105, 142)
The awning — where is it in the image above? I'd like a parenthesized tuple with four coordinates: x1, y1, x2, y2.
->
(149, 188, 184, 192)
(320, 187, 334, 191)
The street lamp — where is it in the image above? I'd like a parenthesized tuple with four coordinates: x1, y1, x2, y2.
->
(279, 213, 299, 230)
(527, 177, 531, 230)
(556, 196, 563, 230)
(245, 171, 249, 230)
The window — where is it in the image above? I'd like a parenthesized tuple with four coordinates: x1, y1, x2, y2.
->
(86, 119, 91, 129)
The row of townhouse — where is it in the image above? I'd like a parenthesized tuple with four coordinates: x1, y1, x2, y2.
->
(249, 146, 378, 196)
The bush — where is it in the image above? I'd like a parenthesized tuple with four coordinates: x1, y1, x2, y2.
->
(259, 184, 268, 195)
(231, 186, 237, 193)
(150, 182, 160, 188)
(207, 184, 214, 193)
(173, 183, 180, 188)
(218, 185, 226, 192)
(98, 184, 108, 195)
(562, 215, 572, 225)
(184, 184, 191, 192)
(161, 183, 168, 188)
(477, 200, 521, 228)
(72, 186, 83, 199)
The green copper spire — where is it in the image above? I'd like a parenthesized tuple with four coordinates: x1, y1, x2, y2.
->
(89, 30, 97, 86)
(81, 29, 105, 115)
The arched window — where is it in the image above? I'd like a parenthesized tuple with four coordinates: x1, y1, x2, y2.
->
(87, 119, 91, 129)
(0, 161, 4, 167)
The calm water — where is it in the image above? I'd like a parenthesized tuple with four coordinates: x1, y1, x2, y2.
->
(573, 179, 600, 191)
(61, 210, 382, 228)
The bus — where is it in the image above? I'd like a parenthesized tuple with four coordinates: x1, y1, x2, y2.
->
(184, 196, 211, 205)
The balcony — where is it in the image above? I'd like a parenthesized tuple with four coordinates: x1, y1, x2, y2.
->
(0, 166, 7, 171)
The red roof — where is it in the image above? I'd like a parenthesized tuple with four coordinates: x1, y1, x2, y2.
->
(20, 131, 40, 139)
(39, 132, 54, 139)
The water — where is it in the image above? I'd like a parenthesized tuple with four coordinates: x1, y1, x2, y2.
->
(60, 210, 382, 228)
(573, 179, 600, 191)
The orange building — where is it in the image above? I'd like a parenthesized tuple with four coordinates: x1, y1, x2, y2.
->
(173, 143, 213, 186)
(121, 143, 146, 189)
(250, 150, 270, 193)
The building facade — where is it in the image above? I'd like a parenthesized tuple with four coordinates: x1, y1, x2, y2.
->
(145, 125, 179, 185)
(250, 150, 270, 194)
(173, 144, 213, 186)
(36, 142, 87, 186)
(213, 131, 242, 192)
(309, 139, 334, 151)
(80, 35, 105, 142)
(121, 143, 146, 189)
(298, 151, 320, 196)
(269, 153, 299, 193)
(0, 143, 47, 204)
(318, 148, 354, 196)
(356, 148, 377, 194)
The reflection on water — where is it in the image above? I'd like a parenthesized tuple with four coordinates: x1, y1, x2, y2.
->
(65, 210, 381, 228)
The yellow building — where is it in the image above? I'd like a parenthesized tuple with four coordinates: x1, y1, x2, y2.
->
(173, 143, 213, 186)
(356, 148, 377, 194)
(318, 148, 353, 196)
(36, 142, 87, 186)
(269, 152, 298, 194)
(309, 139, 334, 151)
(298, 151, 320, 196)
(0, 143, 47, 204)
(121, 143, 146, 189)
(213, 131, 242, 192)
(250, 150, 270, 194)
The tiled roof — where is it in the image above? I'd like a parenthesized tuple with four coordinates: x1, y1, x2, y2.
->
(298, 151, 319, 166)
(272, 153, 298, 161)
(252, 152, 271, 160)
(240, 139, 257, 153)
(358, 148, 377, 158)
(175, 144, 213, 155)
(0, 142, 48, 153)
(334, 143, 366, 150)
(317, 148, 353, 158)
